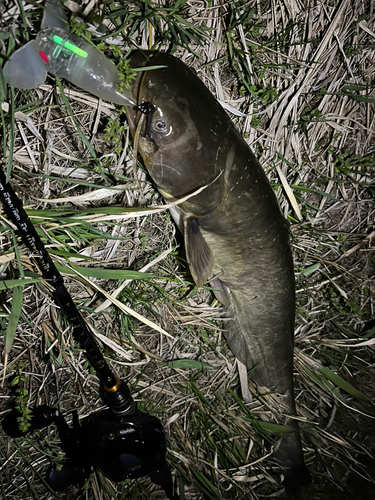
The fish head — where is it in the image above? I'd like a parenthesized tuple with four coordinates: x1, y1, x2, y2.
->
(127, 52, 226, 215)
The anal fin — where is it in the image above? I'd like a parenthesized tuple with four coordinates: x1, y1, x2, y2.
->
(209, 277, 230, 306)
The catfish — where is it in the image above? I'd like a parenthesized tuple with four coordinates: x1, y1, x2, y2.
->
(125, 51, 311, 490)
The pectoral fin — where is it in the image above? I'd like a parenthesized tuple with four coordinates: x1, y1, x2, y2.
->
(184, 217, 213, 287)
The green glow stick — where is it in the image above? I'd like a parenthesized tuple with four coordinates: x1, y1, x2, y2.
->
(52, 35, 88, 58)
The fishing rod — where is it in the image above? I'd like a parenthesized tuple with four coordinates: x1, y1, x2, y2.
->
(0, 167, 177, 499)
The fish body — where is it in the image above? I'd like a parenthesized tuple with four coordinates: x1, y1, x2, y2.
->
(125, 51, 310, 489)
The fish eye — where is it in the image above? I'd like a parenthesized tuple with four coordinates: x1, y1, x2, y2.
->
(153, 120, 167, 133)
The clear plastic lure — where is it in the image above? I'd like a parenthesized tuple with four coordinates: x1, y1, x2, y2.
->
(3, 0, 135, 106)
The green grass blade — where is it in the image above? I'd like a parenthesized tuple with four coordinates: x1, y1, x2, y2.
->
(318, 367, 369, 402)
(0, 64, 6, 104)
(302, 367, 346, 402)
(5, 285, 23, 354)
(6, 87, 15, 181)
(2, 285, 23, 382)
(55, 263, 154, 281)
(55, 77, 98, 162)
(0, 278, 41, 291)
(300, 263, 321, 277)
(164, 359, 215, 370)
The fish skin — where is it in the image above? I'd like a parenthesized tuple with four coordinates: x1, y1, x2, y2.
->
(125, 51, 311, 489)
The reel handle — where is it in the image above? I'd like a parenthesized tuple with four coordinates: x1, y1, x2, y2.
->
(2, 405, 58, 437)
(47, 463, 93, 491)
(2, 404, 178, 499)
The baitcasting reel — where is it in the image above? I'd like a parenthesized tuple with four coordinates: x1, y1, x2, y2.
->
(2, 401, 174, 496)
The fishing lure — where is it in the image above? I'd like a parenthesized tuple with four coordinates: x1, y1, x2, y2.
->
(3, 0, 135, 106)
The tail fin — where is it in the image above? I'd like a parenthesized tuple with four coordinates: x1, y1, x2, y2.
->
(274, 418, 312, 490)
(224, 292, 311, 489)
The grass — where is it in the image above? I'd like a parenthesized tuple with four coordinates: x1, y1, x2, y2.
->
(1, 0, 375, 499)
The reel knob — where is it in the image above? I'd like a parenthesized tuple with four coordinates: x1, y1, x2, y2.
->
(2, 405, 58, 437)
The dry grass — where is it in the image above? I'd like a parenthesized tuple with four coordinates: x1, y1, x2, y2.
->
(0, 1, 374, 499)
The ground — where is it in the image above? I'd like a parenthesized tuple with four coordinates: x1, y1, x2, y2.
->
(0, 1, 374, 499)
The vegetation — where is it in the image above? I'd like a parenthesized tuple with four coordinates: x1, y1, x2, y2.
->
(0, 1, 374, 499)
